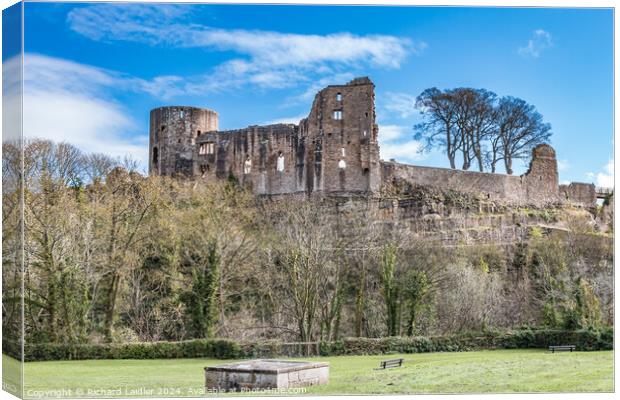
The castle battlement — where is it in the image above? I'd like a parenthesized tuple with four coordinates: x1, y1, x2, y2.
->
(149, 77, 596, 206)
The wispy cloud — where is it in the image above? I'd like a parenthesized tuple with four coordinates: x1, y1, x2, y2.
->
(377, 124, 424, 164)
(67, 4, 424, 96)
(381, 92, 418, 118)
(11, 54, 149, 166)
(587, 159, 614, 188)
(518, 29, 553, 59)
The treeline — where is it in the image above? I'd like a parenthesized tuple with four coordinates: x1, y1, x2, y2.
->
(414, 88, 551, 174)
(2, 139, 612, 346)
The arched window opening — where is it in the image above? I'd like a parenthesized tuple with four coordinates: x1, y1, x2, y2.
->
(338, 159, 347, 169)
(336, 93, 342, 101)
(276, 152, 285, 172)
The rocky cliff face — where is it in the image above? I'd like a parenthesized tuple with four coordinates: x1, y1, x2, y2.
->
(329, 184, 611, 247)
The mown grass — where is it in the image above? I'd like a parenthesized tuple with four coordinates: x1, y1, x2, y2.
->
(3, 349, 613, 398)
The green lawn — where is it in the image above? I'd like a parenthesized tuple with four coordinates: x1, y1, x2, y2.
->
(4, 349, 613, 398)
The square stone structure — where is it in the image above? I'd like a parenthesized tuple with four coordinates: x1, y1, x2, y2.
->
(204, 359, 329, 391)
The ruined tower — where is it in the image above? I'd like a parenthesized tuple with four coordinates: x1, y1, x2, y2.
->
(300, 77, 381, 194)
(149, 106, 218, 176)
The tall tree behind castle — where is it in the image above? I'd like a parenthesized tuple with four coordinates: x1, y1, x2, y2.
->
(414, 88, 552, 174)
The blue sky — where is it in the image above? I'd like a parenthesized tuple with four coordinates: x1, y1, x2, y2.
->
(7, 3, 614, 185)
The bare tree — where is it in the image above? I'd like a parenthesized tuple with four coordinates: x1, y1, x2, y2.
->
(414, 88, 460, 169)
(494, 97, 552, 174)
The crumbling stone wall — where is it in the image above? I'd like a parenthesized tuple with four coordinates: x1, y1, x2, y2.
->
(381, 144, 560, 206)
(559, 182, 597, 206)
(523, 144, 560, 205)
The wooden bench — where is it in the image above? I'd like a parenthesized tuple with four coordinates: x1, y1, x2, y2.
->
(549, 345, 576, 353)
(376, 358, 404, 369)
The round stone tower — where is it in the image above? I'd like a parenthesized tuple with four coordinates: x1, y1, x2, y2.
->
(149, 106, 218, 177)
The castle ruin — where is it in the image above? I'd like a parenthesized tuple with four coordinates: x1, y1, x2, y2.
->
(149, 77, 598, 207)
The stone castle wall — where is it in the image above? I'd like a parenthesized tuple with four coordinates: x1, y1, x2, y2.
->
(149, 77, 594, 207)
(560, 182, 597, 205)
(381, 144, 560, 206)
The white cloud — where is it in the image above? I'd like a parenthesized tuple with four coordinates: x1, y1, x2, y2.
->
(587, 159, 614, 188)
(66, 4, 423, 95)
(15, 54, 148, 167)
(381, 92, 418, 119)
(377, 124, 423, 164)
(518, 29, 553, 59)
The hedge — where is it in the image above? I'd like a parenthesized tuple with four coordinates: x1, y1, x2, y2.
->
(3, 338, 241, 362)
(3, 327, 612, 362)
(319, 327, 613, 356)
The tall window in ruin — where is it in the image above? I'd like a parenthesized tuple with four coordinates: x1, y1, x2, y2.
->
(244, 156, 252, 174)
(341, 147, 346, 157)
(152, 147, 158, 164)
(336, 93, 342, 101)
(199, 142, 215, 155)
(333, 110, 343, 120)
(276, 152, 285, 172)
(338, 159, 347, 169)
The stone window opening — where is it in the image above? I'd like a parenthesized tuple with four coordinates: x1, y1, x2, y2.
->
(363, 130, 367, 137)
(179, 110, 185, 118)
(341, 147, 346, 157)
(244, 156, 252, 174)
(333, 110, 343, 120)
(199, 142, 215, 155)
(276, 152, 285, 172)
(161, 125, 166, 132)
(336, 93, 342, 101)
(152, 147, 158, 164)
(197, 130, 202, 137)
(338, 159, 347, 169)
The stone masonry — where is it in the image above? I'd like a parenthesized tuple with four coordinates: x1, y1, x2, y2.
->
(149, 77, 595, 207)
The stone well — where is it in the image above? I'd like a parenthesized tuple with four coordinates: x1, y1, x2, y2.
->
(204, 359, 329, 391)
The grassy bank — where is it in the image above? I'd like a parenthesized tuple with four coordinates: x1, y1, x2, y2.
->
(5, 349, 613, 397)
